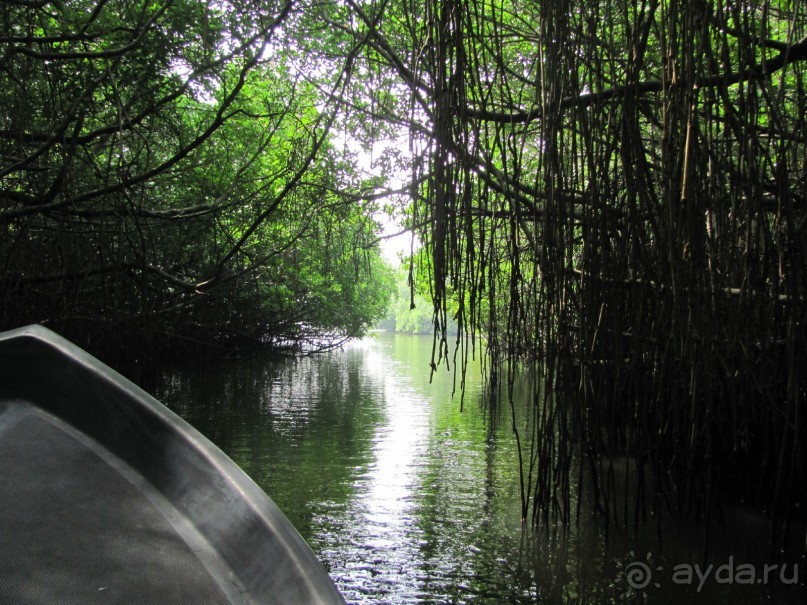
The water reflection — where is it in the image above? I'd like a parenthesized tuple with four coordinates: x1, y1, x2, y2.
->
(152, 333, 805, 605)
(317, 337, 433, 600)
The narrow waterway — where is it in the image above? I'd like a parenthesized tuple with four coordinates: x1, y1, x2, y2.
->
(150, 333, 804, 604)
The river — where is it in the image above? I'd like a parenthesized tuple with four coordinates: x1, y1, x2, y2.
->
(148, 333, 804, 604)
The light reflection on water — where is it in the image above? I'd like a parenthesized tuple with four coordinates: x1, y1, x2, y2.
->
(152, 333, 805, 605)
(321, 337, 434, 601)
(307, 335, 519, 603)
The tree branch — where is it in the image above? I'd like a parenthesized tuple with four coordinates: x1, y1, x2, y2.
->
(463, 35, 807, 124)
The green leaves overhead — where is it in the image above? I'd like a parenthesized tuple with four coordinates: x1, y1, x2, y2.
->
(0, 0, 394, 356)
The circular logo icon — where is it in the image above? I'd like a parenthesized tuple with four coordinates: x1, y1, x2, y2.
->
(625, 561, 653, 590)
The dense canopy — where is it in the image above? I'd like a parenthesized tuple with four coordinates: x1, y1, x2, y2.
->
(0, 0, 394, 357)
(2, 0, 806, 547)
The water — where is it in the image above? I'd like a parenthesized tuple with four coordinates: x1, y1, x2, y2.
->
(149, 333, 805, 604)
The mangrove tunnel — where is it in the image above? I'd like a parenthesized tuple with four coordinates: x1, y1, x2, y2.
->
(1, 0, 806, 562)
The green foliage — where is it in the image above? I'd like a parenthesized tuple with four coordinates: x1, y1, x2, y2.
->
(0, 0, 395, 358)
(381, 266, 434, 334)
(380, 253, 461, 337)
